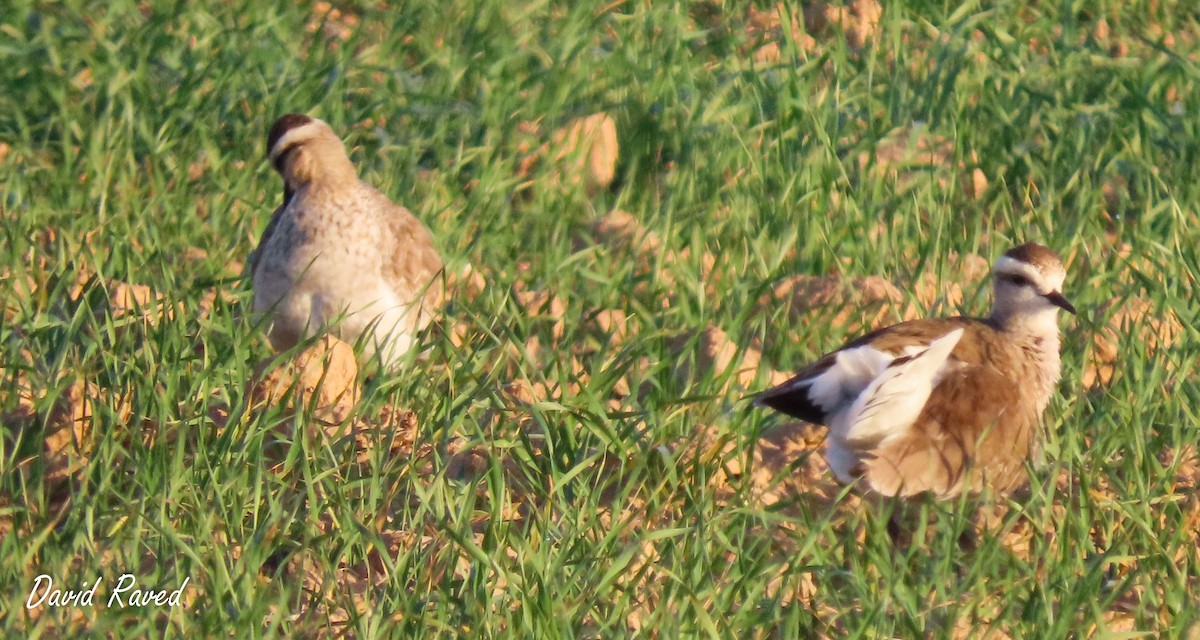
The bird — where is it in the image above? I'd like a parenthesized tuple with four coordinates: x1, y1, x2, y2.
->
(754, 243, 1075, 499)
(249, 113, 444, 369)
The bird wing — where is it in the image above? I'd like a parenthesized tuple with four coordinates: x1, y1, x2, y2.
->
(246, 189, 293, 279)
(754, 318, 977, 425)
(837, 327, 964, 448)
(376, 192, 445, 327)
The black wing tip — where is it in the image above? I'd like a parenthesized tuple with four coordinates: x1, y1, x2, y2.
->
(742, 390, 772, 409)
(752, 385, 828, 425)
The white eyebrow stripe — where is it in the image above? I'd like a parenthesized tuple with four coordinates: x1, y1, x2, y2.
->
(270, 121, 327, 160)
(992, 256, 1059, 290)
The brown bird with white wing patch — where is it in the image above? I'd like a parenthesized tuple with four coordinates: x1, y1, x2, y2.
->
(250, 114, 444, 369)
(755, 243, 1074, 499)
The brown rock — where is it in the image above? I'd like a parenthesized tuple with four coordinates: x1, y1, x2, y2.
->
(969, 168, 990, 199)
(552, 113, 619, 192)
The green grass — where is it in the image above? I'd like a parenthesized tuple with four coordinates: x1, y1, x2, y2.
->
(2, 0, 1199, 637)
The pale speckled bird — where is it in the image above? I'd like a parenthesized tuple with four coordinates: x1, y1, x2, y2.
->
(755, 243, 1075, 499)
(249, 114, 444, 369)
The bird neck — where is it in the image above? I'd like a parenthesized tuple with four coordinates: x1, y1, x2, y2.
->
(285, 142, 358, 192)
(992, 305, 1062, 340)
(993, 307, 1064, 407)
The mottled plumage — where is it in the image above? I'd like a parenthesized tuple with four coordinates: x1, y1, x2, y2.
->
(755, 243, 1074, 499)
(251, 114, 444, 369)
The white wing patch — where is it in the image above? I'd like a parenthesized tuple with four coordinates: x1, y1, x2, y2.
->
(838, 328, 963, 447)
(804, 345, 895, 413)
(824, 328, 965, 482)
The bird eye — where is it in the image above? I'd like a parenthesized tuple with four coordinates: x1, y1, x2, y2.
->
(1004, 274, 1030, 287)
(272, 144, 298, 173)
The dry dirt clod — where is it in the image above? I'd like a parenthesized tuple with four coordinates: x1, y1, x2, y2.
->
(860, 125, 987, 199)
(745, 1, 882, 62)
(446, 263, 487, 300)
(592, 209, 662, 255)
(104, 279, 181, 325)
(804, 0, 882, 51)
(669, 325, 789, 393)
(517, 113, 619, 194)
(672, 422, 834, 509)
(762, 273, 914, 339)
(910, 252, 991, 310)
(1083, 295, 1182, 388)
(512, 285, 568, 343)
(587, 308, 632, 347)
(248, 334, 362, 428)
(41, 379, 98, 485)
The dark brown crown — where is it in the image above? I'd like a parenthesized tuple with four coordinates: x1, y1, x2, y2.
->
(266, 113, 314, 158)
(1003, 242, 1064, 273)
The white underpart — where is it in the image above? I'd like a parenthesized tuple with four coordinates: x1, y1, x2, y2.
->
(257, 270, 421, 368)
(324, 282, 422, 366)
(823, 328, 965, 482)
